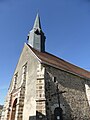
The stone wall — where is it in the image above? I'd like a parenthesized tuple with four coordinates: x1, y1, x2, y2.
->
(44, 65, 90, 120)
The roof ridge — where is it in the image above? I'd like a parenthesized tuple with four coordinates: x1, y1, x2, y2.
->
(44, 51, 90, 73)
(27, 44, 90, 79)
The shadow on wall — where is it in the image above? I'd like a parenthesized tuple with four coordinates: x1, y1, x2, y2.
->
(44, 69, 83, 120)
(44, 67, 90, 120)
(29, 111, 47, 120)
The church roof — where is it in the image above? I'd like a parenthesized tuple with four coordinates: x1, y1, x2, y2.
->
(27, 44, 90, 79)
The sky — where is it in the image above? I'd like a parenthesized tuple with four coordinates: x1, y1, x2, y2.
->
(0, 0, 90, 105)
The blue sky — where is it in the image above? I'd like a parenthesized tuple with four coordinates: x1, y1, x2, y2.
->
(0, 0, 90, 104)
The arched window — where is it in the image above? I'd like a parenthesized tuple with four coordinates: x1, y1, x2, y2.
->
(11, 98, 17, 120)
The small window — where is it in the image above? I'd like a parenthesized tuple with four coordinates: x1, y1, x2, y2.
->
(54, 77, 56, 83)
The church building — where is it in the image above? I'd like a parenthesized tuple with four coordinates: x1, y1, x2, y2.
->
(1, 14, 90, 120)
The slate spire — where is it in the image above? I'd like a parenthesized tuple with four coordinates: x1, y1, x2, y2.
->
(33, 13, 41, 29)
(27, 14, 46, 52)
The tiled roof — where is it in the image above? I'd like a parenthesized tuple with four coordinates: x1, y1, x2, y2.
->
(28, 44, 90, 79)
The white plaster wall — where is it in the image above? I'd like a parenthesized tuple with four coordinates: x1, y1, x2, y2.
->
(85, 84, 90, 106)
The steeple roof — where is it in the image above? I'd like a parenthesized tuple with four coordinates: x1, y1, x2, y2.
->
(33, 13, 41, 29)
(27, 14, 45, 52)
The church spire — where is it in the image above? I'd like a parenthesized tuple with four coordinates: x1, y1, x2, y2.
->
(33, 13, 41, 29)
(27, 14, 46, 52)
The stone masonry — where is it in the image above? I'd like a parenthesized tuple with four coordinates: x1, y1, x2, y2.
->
(44, 65, 90, 120)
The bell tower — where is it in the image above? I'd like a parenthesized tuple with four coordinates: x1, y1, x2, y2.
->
(27, 14, 46, 52)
